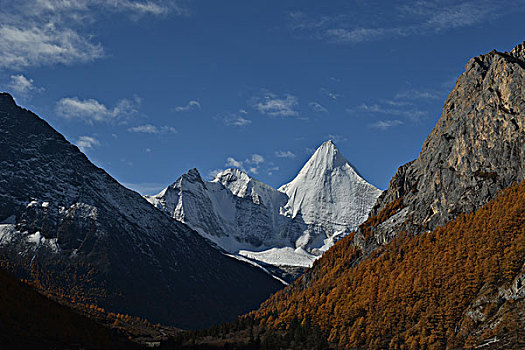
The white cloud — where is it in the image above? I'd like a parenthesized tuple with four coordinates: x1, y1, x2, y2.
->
(226, 157, 244, 169)
(320, 88, 339, 101)
(394, 89, 441, 100)
(174, 100, 201, 112)
(127, 124, 177, 134)
(0, 1, 185, 70)
(217, 111, 252, 127)
(224, 153, 265, 175)
(275, 150, 296, 159)
(326, 134, 347, 143)
(249, 154, 265, 165)
(227, 115, 251, 126)
(309, 102, 328, 113)
(76, 135, 100, 152)
(6, 74, 43, 97)
(370, 120, 403, 130)
(267, 166, 279, 176)
(56, 96, 140, 124)
(0, 25, 104, 70)
(255, 93, 299, 117)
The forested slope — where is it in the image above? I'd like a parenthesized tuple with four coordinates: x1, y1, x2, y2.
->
(248, 181, 524, 349)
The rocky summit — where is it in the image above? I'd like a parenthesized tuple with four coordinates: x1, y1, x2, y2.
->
(357, 42, 525, 250)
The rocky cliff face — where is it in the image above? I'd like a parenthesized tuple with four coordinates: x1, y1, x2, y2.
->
(0, 93, 283, 329)
(360, 42, 525, 248)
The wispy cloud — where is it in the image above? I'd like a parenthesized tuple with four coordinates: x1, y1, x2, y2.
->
(370, 120, 403, 130)
(216, 110, 252, 127)
(0, 24, 104, 70)
(226, 157, 244, 169)
(56, 96, 141, 124)
(267, 166, 279, 176)
(326, 27, 387, 43)
(347, 86, 443, 124)
(358, 103, 427, 121)
(394, 89, 441, 100)
(0, 1, 186, 70)
(127, 124, 177, 134)
(320, 88, 339, 101)
(287, 2, 524, 45)
(309, 102, 328, 113)
(224, 153, 266, 175)
(275, 150, 296, 159)
(248, 154, 265, 165)
(326, 134, 347, 143)
(174, 100, 201, 112)
(254, 92, 299, 117)
(5, 74, 43, 97)
(76, 135, 100, 152)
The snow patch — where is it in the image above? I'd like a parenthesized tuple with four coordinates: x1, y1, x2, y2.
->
(239, 247, 319, 268)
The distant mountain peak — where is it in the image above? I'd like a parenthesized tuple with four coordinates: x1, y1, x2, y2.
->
(185, 167, 204, 182)
(212, 168, 251, 183)
(282, 141, 363, 190)
(297, 140, 357, 177)
(278, 141, 381, 225)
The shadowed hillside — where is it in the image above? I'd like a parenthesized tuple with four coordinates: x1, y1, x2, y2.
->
(0, 268, 135, 349)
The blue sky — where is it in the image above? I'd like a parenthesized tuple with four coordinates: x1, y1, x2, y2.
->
(1, 0, 525, 194)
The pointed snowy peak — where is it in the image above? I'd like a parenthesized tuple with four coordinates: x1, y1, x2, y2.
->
(278, 140, 381, 229)
(280, 140, 361, 192)
(309, 140, 347, 168)
(151, 167, 203, 198)
(301, 140, 359, 176)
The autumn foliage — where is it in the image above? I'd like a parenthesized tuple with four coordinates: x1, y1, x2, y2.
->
(250, 182, 525, 349)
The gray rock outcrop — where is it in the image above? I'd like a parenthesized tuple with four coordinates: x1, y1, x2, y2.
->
(358, 42, 525, 248)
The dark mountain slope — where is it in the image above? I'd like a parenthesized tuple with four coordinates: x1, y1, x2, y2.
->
(0, 93, 282, 329)
(0, 268, 136, 349)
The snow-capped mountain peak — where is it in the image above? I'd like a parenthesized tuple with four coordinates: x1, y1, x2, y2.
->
(295, 140, 350, 175)
(212, 168, 282, 206)
(278, 141, 381, 225)
(147, 140, 381, 276)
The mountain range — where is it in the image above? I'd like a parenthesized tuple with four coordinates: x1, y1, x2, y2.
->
(171, 41, 525, 349)
(146, 140, 381, 280)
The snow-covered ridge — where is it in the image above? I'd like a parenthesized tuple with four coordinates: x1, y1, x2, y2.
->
(146, 140, 382, 270)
